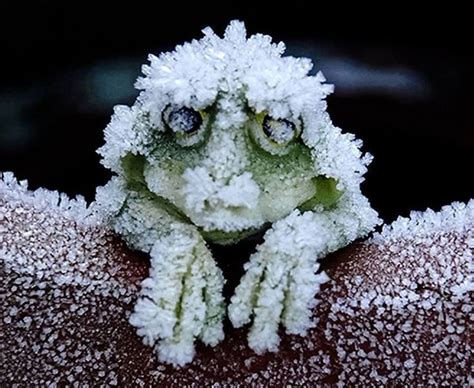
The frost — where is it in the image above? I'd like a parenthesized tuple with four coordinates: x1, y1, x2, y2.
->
(0, 172, 146, 385)
(98, 20, 368, 195)
(0, 171, 471, 386)
(92, 176, 128, 220)
(88, 20, 384, 366)
(372, 199, 474, 242)
(229, 191, 379, 353)
(329, 200, 473, 385)
(181, 168, 263, 232)
(97, 105, 155, 173)
(0, 172, 100, 225)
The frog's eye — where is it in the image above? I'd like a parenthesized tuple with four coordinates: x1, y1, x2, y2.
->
(249, 112, 301, 155)
(162, 105, 203, 135)
(162, 104, 208, 147)
(262, 115, 297, 145)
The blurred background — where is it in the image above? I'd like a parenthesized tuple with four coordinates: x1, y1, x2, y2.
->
(0, 1, 472, 223)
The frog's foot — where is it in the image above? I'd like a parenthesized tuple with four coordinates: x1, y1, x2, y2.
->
(228, 211, 331, 354)
(129, 228, 225, 366)
(228, 248, 329, 353)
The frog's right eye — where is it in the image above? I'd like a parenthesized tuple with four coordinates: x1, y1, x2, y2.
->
(161, 104, 208, 147)
(162, 105, 203, 135)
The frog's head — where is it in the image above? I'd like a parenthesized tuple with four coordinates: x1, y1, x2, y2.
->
(98, 21, 372, 241)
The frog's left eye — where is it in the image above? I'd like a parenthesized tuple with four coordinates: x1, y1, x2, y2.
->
(262, 115, 298, 145)
(249, 112, 301, 155)
(162, 105, 203, 135)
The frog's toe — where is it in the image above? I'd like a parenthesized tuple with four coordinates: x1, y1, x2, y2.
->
(228, 249, 269, 327)
(282, 266, 329, 335)
(246, 257, 290, 353)
(199, 255, 226, 346)
(229, 251, 291, 354)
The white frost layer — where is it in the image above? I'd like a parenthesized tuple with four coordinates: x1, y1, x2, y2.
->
(329, 199, 473, 385)
(1, 176, 143, 386)
(93, 20, 381, 362)
(0, 171, 101, 225)
(371, 199, 474, 243)
(136, 21, 333, 128)
(1, 173, 472, 384)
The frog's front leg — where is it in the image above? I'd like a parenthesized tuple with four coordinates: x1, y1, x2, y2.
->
(106, 190, 225, 367)
(228, 191, 379, 354)
(131, 228, 225, 367)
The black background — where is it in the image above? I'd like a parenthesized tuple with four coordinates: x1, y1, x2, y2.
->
(0, 1, 472, 223)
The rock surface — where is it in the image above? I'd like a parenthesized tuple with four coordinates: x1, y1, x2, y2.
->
(1, 173, 472, 385)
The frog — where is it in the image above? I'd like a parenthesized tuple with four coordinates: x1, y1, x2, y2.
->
(95, 20, 380, 367)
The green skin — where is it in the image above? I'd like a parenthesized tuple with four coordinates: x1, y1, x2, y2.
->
(120, 108, 342, 246)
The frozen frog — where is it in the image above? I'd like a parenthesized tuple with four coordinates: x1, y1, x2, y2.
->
(96, 21, 381, 366)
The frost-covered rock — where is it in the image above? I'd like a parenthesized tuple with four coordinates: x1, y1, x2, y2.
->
(0, 173, 471, 385)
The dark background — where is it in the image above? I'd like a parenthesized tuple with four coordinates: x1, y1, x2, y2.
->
(0, 2, 472, 223)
